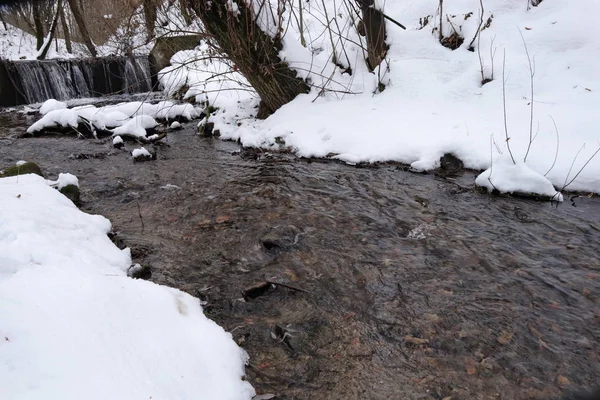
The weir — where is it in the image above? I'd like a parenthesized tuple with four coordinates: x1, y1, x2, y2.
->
(0, 56, 154, 107)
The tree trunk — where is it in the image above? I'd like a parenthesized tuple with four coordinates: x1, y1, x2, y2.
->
(59, 4, 72, 53)
(32, 3, 45, 50)
(179, 0, 192, 26)
(67, 0, 96, 57)
(142, 0, 157, 39)
(358, 0, 387, 71)
(0, 13, 8, 31)
(190, 0, 309, 118)
(37, 0, 62, 60)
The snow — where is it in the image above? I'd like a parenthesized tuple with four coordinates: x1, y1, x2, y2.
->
(104, 111, 131, 128)
(39, 99, 67, 115)
(113, 115, 159, 138)
(112, 135, 124, 145)
(0, 174, 255, 400)
(132, 147, 152, 158)
(476, 157, 563, 201)
(48, 172, 80, 190)
(170, 121, 182, 129)
(27, 100, 202, 139)
(163, 0, 600, 195)
(0, 23, 85, 60)
(26, 109, 79, 133)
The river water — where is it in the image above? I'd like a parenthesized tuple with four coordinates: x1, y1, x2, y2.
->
(1, 111, 599, 400)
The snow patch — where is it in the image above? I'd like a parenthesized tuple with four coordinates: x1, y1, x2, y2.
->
(476, 158, 563, 201)
(39, 99, 67, 115)
(0, 174, 255, 399)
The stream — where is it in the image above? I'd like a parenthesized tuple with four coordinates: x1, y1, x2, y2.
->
(1, 109, 599, 400)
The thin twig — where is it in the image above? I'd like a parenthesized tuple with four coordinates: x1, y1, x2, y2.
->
(561, 143, 600, 191)
(136, 200, 145, 233)
(520, 28, 535, 163)
(502, 49, 516, 164)
(544, 116, 559, 177)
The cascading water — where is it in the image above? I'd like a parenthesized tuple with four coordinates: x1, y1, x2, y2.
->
(0, 56, 154, 107)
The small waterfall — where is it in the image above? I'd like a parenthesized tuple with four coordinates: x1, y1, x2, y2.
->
(0, 56, 154, 107)
(11, 62, 55, 104)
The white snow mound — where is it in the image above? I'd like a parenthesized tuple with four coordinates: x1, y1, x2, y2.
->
(112, 115, 158, 138)
(39, 99, 67, 115)
(0, 174, 255, 400)
(132, 147, 152, 158)
(476, 158, 563, 201)
(27, 109, 79, 133)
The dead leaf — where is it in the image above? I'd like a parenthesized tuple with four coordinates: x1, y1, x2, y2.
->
(525, 27, 532, 30)
(215, 215, 231, 224)
(4, 336, 9, 342)
(585, 88, 592, 92)
(556, 375, 571, 387)
(497, 331, 514, 345)
(466, 365, 477, 375)
(404, 335, 429, 346)
(16, 194, 21, 199)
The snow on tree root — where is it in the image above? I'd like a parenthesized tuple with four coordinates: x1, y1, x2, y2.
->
(0, 173, 255, 400)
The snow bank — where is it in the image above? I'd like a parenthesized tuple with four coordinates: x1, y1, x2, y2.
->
(171, 0, 600, 194)
(0, 174, 255, 400)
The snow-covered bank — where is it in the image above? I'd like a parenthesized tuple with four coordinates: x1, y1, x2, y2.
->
(0, 174, 255, 400)
(161, 0, 600, 195)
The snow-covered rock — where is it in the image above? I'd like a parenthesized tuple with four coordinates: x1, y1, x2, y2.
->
(27, 109, 79, 133)
(112, 115, 158, 138)
(476, 158, 563, 201)
(39, 99, 67, 115)
(132, 146, 153, 160)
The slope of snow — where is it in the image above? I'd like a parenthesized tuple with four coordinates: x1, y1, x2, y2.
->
(0, 23, 87, 60)
(170, 0, 600, 194)
(0, 174, 255, 400)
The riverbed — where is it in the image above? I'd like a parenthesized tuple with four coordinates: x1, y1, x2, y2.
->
(1, 112, 599, 400)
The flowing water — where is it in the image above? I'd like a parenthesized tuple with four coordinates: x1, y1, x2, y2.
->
(1, 112, 599, 400)
(0, 57, 153, 106)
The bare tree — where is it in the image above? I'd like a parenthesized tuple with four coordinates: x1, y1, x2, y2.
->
(59, 3, 72, 53)
(32, 1, 45, 49)
(357, 0, 387, 71)
(37, 0, 62, 59)
(189, 0, 309, 118)
(67, 0, 97, 56)
(142, 0, 157, 39)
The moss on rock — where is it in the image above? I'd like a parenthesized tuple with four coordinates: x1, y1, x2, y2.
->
(0, 162, 43, 178)
(59, 184, 81, 205)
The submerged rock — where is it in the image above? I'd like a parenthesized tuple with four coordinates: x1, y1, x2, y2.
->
(260, 225, 301, 251)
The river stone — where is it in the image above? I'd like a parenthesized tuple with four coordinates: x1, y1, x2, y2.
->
(0, 162, 43, 178)
(437, 153, 464, 176)
(60, 184, 81, 205)
(261, 225, 301, 250)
